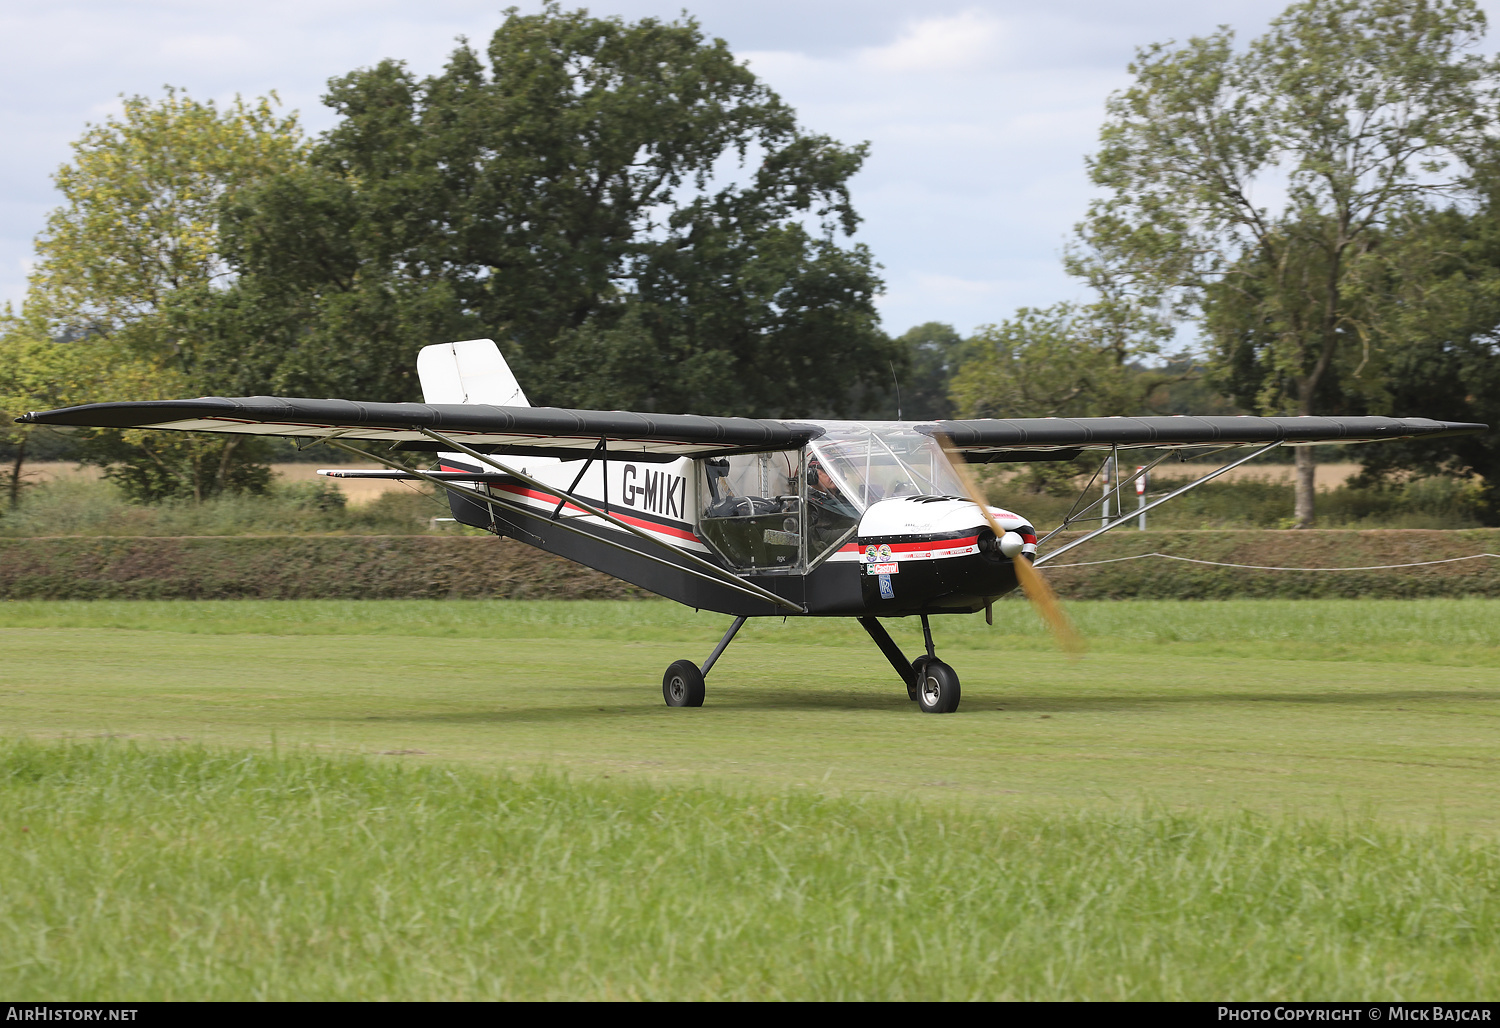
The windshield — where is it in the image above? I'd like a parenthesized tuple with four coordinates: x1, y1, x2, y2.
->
(806, 424, 968, 512)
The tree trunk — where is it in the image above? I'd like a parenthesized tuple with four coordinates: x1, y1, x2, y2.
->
(7, 433, 26, 509)
(213, 437, 240, 496)
(1293, 445, 1316, 528)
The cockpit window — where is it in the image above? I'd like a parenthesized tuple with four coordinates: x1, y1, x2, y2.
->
(695, 428, 967, 571)
(698, 451, 802, 570)
(806, 425, 967, 512)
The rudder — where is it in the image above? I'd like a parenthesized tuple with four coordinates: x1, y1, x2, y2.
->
(417, 339, 529, 407)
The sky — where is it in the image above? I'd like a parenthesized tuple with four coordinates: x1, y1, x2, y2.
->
(3, 0, 1496, 338)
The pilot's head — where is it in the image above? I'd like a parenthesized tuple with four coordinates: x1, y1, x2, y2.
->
(808, 458, 834, 492)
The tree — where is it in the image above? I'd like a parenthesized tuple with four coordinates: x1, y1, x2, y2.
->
(0, 312, 109, 508)
(32, 88, 303, 359)
(23, 88, 304, 501)
(889, 323, 964, 421)
(947, 303, 1190, 494)
(1076, 0, 1494, 525)
(216, 3, 895, 414)
(1343, 190, 1500, 521)
(951, 305, 1140, 423)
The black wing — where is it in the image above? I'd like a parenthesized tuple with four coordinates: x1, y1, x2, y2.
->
(927, 415, 1486, 461)
(16, 396, 819, 460)
(17, 399, 1486, 460)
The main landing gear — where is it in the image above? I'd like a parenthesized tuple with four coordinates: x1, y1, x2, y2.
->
(663, 613, 961, 714)
(858, 614, 961, 714)
(662, 615, 746, 707)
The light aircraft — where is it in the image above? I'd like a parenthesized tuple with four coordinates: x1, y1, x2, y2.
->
(19, 338, 1487, 713)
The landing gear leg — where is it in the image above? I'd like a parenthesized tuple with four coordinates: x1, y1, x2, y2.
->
(663, 615, 747, 708)
(856, 615, 961, 714)
(913, 614, 960, 713)
(858, 616, 918, 700)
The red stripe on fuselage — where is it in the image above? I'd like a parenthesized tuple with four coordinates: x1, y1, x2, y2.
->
(468, 477, 699, 542)
(838, 534, 982, 554)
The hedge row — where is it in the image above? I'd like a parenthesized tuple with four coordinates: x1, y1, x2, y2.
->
(1038, 528, 1500, 600)
(0, 536, 648, 601)
(1, 531, 1497, 601)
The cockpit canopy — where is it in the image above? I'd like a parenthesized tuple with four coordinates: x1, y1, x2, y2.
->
(696, 424, 970, 571)
(805, 423, 968, 512)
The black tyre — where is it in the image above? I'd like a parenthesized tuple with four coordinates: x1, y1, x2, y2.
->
(915, 660, 961, 714)
(662, 659, 706, 707)
(907, 655, 931, 702)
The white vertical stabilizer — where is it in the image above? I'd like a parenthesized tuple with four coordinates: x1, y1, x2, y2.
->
(417, 339, 529, 407)
(416, 338, 557, 476)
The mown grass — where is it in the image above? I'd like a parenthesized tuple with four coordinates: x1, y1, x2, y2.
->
(3, 599, 1497, 836)
(2, 739, 1496, 1000)
(3, 596, 1497, 664)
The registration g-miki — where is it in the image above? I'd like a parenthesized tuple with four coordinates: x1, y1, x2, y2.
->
(21, 339, 1486, 715)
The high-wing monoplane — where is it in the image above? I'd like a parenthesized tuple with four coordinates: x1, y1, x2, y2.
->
(19, 339, 1487, 713)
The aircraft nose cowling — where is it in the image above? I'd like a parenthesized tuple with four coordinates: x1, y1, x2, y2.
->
(852, 497, 1035, 615)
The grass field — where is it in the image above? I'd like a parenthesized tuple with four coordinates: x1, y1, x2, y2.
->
(1, 598, 1498, 998)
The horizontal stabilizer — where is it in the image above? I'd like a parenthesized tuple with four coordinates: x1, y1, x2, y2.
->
(317, 469, 514, 482)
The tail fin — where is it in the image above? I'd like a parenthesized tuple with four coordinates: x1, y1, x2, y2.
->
(417, 339, 529, 407)
(416, 339, 540, 531)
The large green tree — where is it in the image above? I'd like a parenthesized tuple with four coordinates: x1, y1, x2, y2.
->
(1343, 186, 1500, 520)
(32, 88, 303, 363)
(0, 312, 110, 508)
(22, 88, 304, 502)
(214, 3, 894, 415)
(1075, 0, 1494, 526)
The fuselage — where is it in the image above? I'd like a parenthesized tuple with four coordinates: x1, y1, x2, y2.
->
(438, 420, 1037, 618)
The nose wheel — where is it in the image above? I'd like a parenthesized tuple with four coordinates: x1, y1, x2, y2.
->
(858, 614, 963, 714)
(914, 659, 961, 714)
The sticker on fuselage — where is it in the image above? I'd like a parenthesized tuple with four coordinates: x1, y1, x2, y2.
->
(865, 562, 899, 575)
(878, 573, 894, 599)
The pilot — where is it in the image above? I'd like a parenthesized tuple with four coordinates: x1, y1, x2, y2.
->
(803, 457, 859, 551)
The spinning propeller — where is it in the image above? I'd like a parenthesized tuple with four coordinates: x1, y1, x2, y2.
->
(934, 436, 1084, 655)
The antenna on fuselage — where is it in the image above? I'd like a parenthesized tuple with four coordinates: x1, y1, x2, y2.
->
(889, 361, 902, 421)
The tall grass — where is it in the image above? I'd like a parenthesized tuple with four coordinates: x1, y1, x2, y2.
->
(3, 468, 1489, 537)
(1, 740, 1495, 1000)
(994, 474, 1487, 532)
(0, 478, 462, 537)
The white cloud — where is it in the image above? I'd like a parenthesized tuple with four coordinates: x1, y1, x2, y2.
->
(910, 273, 1006, 298)
(156, 33, 260, 66)
(861, 10, 1005, 73)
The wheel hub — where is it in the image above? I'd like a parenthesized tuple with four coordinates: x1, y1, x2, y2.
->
(920, 673, 942, 707)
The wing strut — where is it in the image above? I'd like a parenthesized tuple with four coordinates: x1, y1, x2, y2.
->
(1037, 448, 1179, 547)
(553, 438, 606, 521)
(323, 439, 802, 613)
(1033, 442, 1283, 568)
(413, 427, 805, 614)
